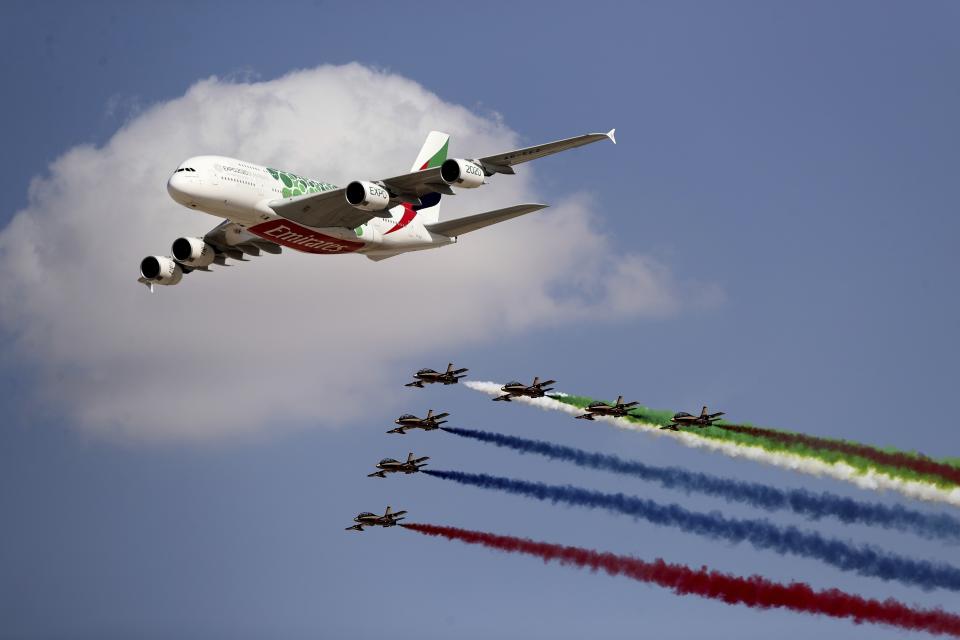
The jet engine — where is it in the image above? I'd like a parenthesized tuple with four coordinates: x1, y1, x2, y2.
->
(440, 159, 485, 188)
(345, 181, 391, 211)
(171, 236, 215, 267)
(139, 256, 183, 286)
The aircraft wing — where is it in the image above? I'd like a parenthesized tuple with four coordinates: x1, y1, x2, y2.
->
(476, 130, 615, 174)
(138, 220, 283, 288)
(266, 130, 612, 230)
(268, 188, 377, 230)
(202, 220, 283, 259)
(426, 204, 548, 238)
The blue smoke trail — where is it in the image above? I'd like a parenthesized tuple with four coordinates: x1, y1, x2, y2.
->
(423, 469, 960, 591)
(441, 426, 960, 542)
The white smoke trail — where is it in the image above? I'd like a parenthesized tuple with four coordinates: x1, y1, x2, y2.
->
(464, 381, 960, 507)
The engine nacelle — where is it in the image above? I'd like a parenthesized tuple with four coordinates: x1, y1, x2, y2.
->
(345, 181, 391, 211)
(440, 158, 485, 188)
(140, 256, 183, 286)
(171, 236, 215, 267)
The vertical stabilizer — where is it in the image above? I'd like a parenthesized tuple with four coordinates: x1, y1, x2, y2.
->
(409, 131, 449, 225)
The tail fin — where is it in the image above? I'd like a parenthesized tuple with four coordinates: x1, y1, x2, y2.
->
(409, 131, 449, 225)
(615, 396, 624, 406)
(701, 406, 709, 418)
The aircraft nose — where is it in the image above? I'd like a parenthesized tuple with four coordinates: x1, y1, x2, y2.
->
(167, 173, 187, 201)
(167, 169, 201, 207)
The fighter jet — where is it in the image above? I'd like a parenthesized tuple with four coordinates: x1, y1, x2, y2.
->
(492, 377, 557, 402)
(661, 406, 725, 431)
(574, 395, 639, 420)
(387, 409, 449, 434)
(368, 453, 430, 478)
(345, 506, 407, 531)
(405, 363, 468, 388)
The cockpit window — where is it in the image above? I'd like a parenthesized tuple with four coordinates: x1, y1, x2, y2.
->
(173, 167, 197, 173)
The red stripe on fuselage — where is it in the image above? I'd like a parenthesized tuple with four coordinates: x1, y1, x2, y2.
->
(248, 219, 364, 254)
(385, 204, 417, 235)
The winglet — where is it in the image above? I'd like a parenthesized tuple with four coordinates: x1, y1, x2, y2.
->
(606, 128, 617, 144)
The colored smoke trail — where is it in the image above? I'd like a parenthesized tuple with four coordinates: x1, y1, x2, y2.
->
(715, 423, 960, 487)
(463, 381, 960, 506)
(403, 523, 960, 637)
(424, 469, 960, 591)
(441, 426, 960, 542)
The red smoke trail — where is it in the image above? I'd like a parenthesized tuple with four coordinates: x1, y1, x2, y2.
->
(403, 523, 960, 637)
(717, 424, 960, 486)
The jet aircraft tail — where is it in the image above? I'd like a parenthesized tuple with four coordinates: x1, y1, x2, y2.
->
(409, 131, 449, 225)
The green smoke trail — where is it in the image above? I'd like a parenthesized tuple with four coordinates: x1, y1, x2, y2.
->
(554, 394, 960, 489)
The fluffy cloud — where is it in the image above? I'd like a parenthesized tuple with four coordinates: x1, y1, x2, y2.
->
(0, 63, 718, 442)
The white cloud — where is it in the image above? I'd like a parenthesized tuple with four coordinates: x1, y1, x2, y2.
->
(0, 63, 719, 442)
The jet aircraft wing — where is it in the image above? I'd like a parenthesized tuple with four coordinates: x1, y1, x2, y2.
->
(268, 188, 376, 230)
(137, 220, 283, 288)
(267, 130, 613, 230)
(201, 220, 283, 259)
(476, 130, 615, 174)
(426, 204, 547, 238)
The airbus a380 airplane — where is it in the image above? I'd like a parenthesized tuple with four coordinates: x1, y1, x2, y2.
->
(140, 128, 615, 289)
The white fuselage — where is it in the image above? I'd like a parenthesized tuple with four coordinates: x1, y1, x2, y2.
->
(166, 155, 452, 256)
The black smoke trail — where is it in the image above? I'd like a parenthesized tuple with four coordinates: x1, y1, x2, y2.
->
(424, 469, 960, 591)
(441, 426, 960, 542)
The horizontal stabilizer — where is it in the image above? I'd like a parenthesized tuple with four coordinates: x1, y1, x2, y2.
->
(365, 251, 406, 262)
(426, 204, 548, 238)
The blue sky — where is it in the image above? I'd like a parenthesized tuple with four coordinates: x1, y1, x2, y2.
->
(1, 2, 959, 638)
